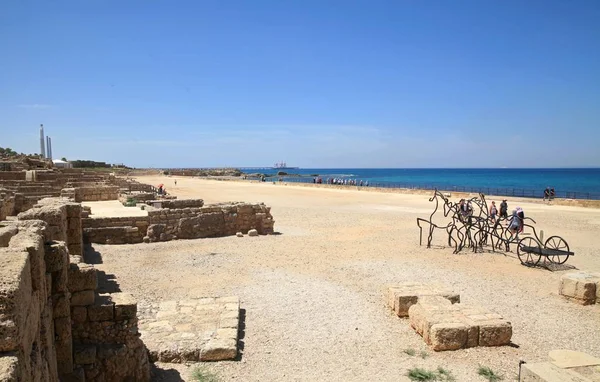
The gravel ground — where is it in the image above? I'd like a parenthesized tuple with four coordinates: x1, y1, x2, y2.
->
(89, 177, 600, 381)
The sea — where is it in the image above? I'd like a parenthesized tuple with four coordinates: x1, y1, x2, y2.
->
(260, 168, 600, 200)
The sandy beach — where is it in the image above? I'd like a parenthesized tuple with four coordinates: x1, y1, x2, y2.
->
(90, 176, 600, 381)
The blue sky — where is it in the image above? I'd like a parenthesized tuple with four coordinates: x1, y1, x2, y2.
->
(1, 0, 599, 168)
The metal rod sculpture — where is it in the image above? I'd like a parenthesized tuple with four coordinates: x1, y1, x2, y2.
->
(417, 189, 537, 254)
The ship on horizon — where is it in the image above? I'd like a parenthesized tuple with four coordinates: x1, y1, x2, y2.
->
(272, 161, 299, 170)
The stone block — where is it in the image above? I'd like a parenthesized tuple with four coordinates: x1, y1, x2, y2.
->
(44, 242, 68, 273)
(52, 267, 68, 294)
(407, 297, 511, 351)
(248, 229, 258, 237)
(71, 289, 95, 306)
(0, 225, 18, 247)
(0, 249, 31, 352)
(560, 272, 599, 305)
(520, 362, 593, 381)
(74, 344, 97, 365)
(71, 306, 87, 323)
(9, 231, 46, 303)
(55, 316, 72, 342)
(387, 282, 460, 317)
(200, 338, 238, 361)
(110, 292, 137, 321)
(429, 322, 468, 351)
(88, 295, 114, 321)
(52, 292, 71, 318)
(56, 338, 74, 376)
(477, 320, 513, 347)
(67, 263, 97, 292)
(549, 349, 600, 369)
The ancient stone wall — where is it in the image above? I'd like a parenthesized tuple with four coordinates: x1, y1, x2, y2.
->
(82, 202, 275, 244)
(1, 198, 150, 381)
(0, 221, 62, 381)
(0, 171, 26, 181)
(83, 217, 149, 244)
(147, 198, 204, 209)
(18, 198, 84, 258)
(61, 186, 119, 203)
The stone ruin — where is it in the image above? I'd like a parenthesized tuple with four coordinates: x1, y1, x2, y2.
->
(521, 349, 600, 381)
(0, 199, 149, 381)
(0, 168, 274, 381)
(386, 282, 512, 351)
(559, 271, 600, 305)
(82, 199, 274, 245)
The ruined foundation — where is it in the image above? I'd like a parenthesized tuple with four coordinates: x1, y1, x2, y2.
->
(1, 198, 150, 381)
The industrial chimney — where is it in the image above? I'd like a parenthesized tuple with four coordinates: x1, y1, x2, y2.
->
(46, 136, 52, 160)
(40, 124, 46, 159)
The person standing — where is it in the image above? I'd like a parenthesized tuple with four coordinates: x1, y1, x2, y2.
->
(489, 201, 498, 222)
(500, 199, 508, 219)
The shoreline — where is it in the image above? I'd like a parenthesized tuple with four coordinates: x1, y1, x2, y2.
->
(173, 175, 600, 209)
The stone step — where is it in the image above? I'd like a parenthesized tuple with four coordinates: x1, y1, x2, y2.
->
(387, 282, 460, 317)
(408, 296, 512, 351)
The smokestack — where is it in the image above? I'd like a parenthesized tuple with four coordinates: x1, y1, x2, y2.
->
(46, 136, 52, 160)
(40, 124, 46, 159)
(48, 137, 52, 160)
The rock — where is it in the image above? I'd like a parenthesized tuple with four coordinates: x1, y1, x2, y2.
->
(248, 229, 258, 237)
(142, 236, 150, 243)
(236, 232, 243, 237)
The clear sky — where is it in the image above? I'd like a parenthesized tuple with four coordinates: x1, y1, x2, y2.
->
(1, 0, 599, 168)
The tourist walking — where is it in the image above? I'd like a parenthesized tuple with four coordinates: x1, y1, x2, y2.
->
(508, 209, 521, 239)
(489, 201, 498, 221)
(500, 199, 508, 219)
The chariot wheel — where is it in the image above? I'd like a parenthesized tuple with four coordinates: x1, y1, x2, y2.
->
(544, 236, 570, 264)
(517, 237, 541, 266)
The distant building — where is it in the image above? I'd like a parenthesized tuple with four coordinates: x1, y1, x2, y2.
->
(52, 159, 72, 169)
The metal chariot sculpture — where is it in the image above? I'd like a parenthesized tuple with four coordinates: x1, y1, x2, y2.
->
(416, 189, 574, 266)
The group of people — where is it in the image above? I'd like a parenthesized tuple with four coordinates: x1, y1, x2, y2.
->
(459, 198, 525, 238)
(490, 199, 525, 237)
(316, 177, 369, 187)
(543, 187, 556, 201)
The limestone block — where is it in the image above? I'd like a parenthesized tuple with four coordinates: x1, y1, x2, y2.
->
(200, 338, 238, 361)
(74, 344, 97, 365)
(67, 243, 83, 258)
(429, 322, 468, 351)
(0, 225, 18, 247)
(9, 231, 46, 303)
(477, 320, 513, 347)
(520, 362, 593, 381)
(88, 295, 114, 321)
(0, 354, 20, 381)
(68, 263, 97, 292)
(248, 229, 258, 237)
(56, 338, 74, 376)
(0, 250, 31, 352)
(71, 290, 95, 306)
(549, 349, 600, 369)
(111, 292, 137, 321)
(52, 292, 71, 318)
(44, 242, 69, 273)
(71, 306, 87, 323)
(560, 272, 599, 305)
(55, 316, 72, 342)
(387, 283, 460, 317)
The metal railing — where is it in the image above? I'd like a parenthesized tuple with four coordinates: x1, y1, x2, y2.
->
(255, 176, 600, 200)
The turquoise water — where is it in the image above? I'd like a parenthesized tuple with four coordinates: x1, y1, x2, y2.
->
(264, 168, 600, 200)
